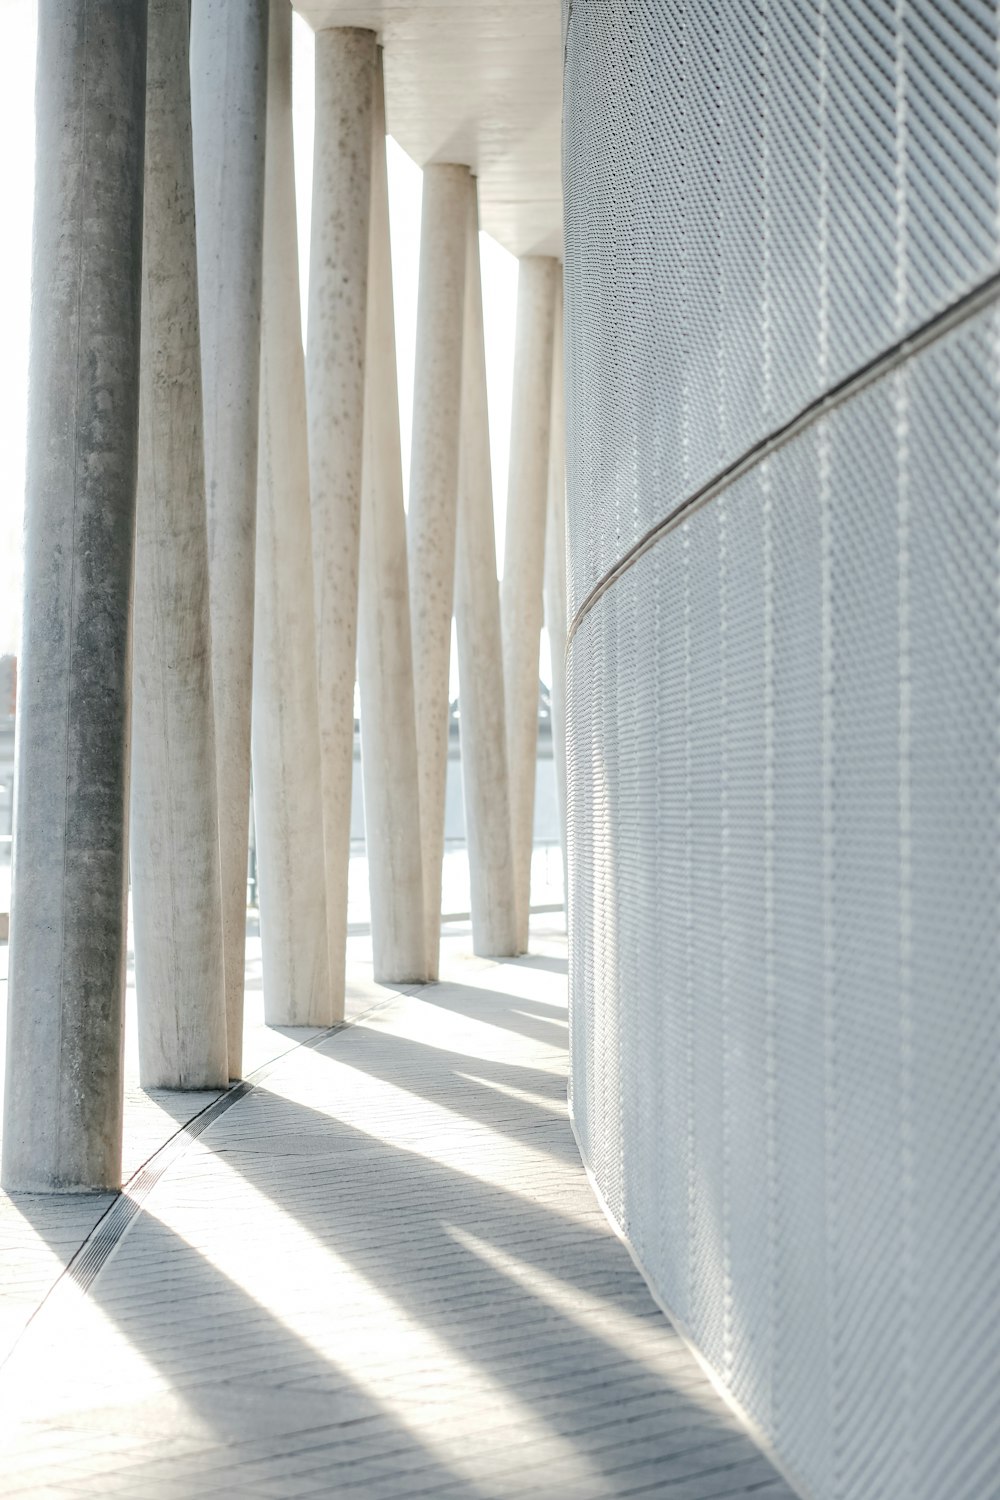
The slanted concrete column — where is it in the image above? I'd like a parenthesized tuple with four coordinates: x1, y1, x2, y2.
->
(252, 0, 332, 1026)
(501, 257, 559, 953)
(307, 27, 375, 1018)
(407, 163, 469, 979)
(357, 51, 427, 983)
(454, 178, 518, 958)
(131, 0, 228, 1089)
(1, 2, 147, 1192)
(543, 276, 568, 900)
(190, 0, 269, 1078)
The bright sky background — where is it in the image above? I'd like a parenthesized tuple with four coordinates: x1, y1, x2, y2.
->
(0, 6, 552, 689)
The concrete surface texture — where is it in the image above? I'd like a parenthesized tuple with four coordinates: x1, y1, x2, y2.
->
(252, 0, 333, 1029)
(0, 923, 793, 1500)
(1, 2, 147, 1192)
(502, 256, 560, 953)
(131, 0, 229, 1092)
(357, 50, 428, 985)
(407, 162, 470, 979)
(454, 175, 519, 960)
(306, 25, 377, 1021)
(292, 0, 562, 259)
(190, 0, 269, 1079)
(543, 280, 568, 889)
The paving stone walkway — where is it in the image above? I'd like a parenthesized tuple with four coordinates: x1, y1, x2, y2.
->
(0, 925, 792, 1499)
(0, 923, 388, 1371)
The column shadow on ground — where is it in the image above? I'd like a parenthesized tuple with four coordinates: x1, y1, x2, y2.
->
(4, 979, 791, 1500)
(417, 979, 570, 1047)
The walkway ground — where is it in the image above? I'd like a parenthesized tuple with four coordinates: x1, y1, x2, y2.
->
(0, 921, 791, 1499)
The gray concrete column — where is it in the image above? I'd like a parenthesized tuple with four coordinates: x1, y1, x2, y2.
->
(307, 27, 375, 1019)
(357, 51, 427, 983)
(454, 178, 518, 958)
(190, 0, 269, 1079)
(130, 0, 228, 1089)
(543, 276, 568, 901)
(501, 257, 559, 953)
(252, 0, 332, 1026)
(407, 163, 469, 979)
(1, 1, 147, 1192)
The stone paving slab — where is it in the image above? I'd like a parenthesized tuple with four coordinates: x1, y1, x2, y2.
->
(0, 924, 399, 1369)
(0, 924, 792, 1499)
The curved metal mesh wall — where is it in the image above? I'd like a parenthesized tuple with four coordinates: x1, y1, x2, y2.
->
(564, 0, 1000, 617)
(563, 5, 1000, 1498)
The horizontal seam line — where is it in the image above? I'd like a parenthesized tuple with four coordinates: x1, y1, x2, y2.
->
(566, 266, 1000, 651)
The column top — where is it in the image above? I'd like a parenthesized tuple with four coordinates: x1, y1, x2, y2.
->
(293, 0, 562, 259)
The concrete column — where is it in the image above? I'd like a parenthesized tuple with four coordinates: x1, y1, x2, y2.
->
(130, 0, 228, 1089)
(307, 27, 375, 1019)
(357, 51, 427, 983)
(501, 257, 559, 953)
(407, 163, 469, 979)
(252, 0, 332, 1026)
(543, 277, 568, 901)
(454, 178, 518, 958)
(190, 0, 269, 1078)
(1, 2, 147, 1192)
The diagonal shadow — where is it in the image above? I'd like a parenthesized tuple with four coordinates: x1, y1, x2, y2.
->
(418, 980, 569, 1048)
(319, 1029, 582, 1166)
(182, 1048, 788, 1496)
(3, 1202, 498, 1500)
(5, 1084, 762, 1499)
(507, 953, 569, 976)
(3, 972, 791, 1499)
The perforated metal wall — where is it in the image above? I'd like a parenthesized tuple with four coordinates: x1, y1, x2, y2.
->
(563, 5, 1000, 1498)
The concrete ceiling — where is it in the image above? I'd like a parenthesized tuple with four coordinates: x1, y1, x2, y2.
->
(292, 1, 564, 259)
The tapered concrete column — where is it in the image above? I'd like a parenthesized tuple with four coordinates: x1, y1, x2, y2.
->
(501, 257, 559, 953)
(407, 163, 469, 979)
(1, 2, 147, 1192)
(252, 0, 332, 1026)
(190, 0, 269, 1078)
(131, 0, 228, 1089)
(454, 179, 518, 958)
(543, 277, 568, 899)
(357, 52, 427, 983)
(307, 27, 375, 1018)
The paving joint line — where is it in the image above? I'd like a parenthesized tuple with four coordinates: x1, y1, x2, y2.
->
(0, 982, 423, 1370)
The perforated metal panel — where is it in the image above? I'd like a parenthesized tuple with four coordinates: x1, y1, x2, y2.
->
(564, 5, 1000, 1498)
(564, 0, 1000, 615)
